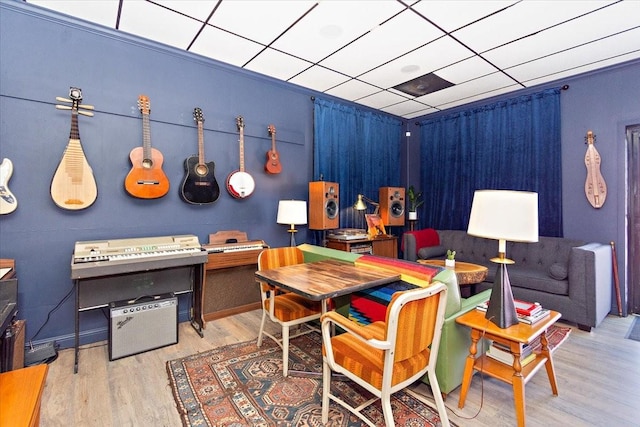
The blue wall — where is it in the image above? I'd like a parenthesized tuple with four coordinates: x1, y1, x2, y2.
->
(0, 2, 327, 347)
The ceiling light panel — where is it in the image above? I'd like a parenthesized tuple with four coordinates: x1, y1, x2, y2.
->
(27, 0, 120, 28)
(359, 36, 475, 89)
(118, 0, 203, 49)
(189, 26, 265, 68)
(452, 0, 614, 53)
(319, 9, 445, 77)
(411, 0, 518, 33)
(483, 2, 640, 69)
(506, 27, 640, 83)
(271, 1, 405, 63)
(209, 0, 316, 45)
(243, 47, 313, 81)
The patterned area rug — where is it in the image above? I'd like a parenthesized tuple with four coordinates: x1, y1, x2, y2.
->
(167, 331, 454, 427)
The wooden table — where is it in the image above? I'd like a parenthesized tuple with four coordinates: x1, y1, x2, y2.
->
(255, 259, 400, 312)
(326, 235, 398, 258)
(456, 309, 562, 427)
(0, 364, 48, 427)
(418, 259, 488, 293)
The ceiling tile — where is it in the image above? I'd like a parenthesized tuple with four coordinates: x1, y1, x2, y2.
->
(436, 84, 520, 111)
(325, 79, 383, 101)
(436, 56, 499, 84)
(244, 48, 313, 81)
(380, 99, 432, 117)
(355, 90, 410, 110)
(484, 1, 640, 69)
(411, 0, 517, 32)
(118, 0, 203, 49)
(28, 0, 120, 28)
(209, 0, 316, 45)
(319, 9, 444, 77)
(507, 27, 640, 83)
(358, 36, 475, 89)
(154, 1, 217, 22)
(271, 0, 405, 63)
(452, 0, 614, 53)
(288, 65, 351, 93)
(416, 72, 517, 107)
(189, 26, 265, 68)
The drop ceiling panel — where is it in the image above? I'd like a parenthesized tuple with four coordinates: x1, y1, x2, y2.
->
(270, 1, 404, 63)
(28, 0, 120, 27)
(153, 0, 216, 22)
(118, 1, 202, 49)
(411, 1, 518, 32)
(244, 47, 312, 81)
(355, 90, 411, 110)
(452, 0, 613, 53)
(380, 99, 434, 117)
(209, 0, 316, 45)
(189, 26, 265, 68)
(288, 66, 351, 93)
(436, 84, 521, 111)
(416, 72, 517, 107)
(359, 36, 476, 89)
(436, 56, 500, 85)
(325, 79, 385, 101)
(319, 9, 444, 77)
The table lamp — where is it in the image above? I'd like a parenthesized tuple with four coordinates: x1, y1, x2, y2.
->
(467, 190, 538, 328)
(277, 200, 307, 247)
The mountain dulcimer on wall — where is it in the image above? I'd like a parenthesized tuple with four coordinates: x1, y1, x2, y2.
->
(584, 130, 607, 208)
(50, 87, 98, 210)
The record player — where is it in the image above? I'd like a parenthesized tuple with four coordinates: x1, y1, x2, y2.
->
(326, 228, 369, 241)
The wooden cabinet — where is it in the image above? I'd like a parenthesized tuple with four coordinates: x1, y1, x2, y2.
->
(326, 235, 398, 258)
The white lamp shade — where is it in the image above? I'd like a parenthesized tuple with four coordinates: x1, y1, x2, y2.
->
(467, 190, 539, 243)
(277, 200, 307, 225)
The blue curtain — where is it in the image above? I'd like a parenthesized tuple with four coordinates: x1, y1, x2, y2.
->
(419, 88, 562, 237)
(313, 98, 402, 230)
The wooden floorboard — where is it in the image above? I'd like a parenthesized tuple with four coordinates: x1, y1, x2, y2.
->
(39, 311, 640, 426)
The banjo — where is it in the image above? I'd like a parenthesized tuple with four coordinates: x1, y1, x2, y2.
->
(226, 116, 255, 199)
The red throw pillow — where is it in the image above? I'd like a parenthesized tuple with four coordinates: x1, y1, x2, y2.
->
(402, 228, 440, 251)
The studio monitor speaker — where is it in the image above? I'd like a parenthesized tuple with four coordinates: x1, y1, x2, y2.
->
(109, 293, 178, 361)
(379, 187, 405, 226)
(309, 181, 339, 230)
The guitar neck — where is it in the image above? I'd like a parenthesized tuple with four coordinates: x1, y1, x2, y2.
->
(197, 120, 205, 164)
(239, 127, 245, 172)
(142, 112, 152, 160)
(70, 110, 80, 140)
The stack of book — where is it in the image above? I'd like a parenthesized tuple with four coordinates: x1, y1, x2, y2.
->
(487, 341, 536, 367)
(476, 299, 551, 325)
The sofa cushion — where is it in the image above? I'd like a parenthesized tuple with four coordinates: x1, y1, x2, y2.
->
(418, 245, 447, 259)
(549, 263, 568, 280)
(508, 267, 569, 296)
(401, 228, 440, 252)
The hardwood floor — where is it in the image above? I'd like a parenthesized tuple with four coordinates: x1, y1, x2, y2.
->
(40, 311, 640, 426)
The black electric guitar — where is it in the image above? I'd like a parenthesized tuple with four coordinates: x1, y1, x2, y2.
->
(180, 108, 220, 204)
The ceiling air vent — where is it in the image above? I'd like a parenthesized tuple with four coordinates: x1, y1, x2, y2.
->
(393, 72, 454, 97)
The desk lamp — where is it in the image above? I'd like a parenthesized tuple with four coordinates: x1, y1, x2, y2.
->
(467, 190, 538, 328)
(277, 200, 307, 247)
(353, 194, 379, 214)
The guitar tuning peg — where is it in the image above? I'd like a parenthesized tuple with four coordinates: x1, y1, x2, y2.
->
(78, 110, 94, 117)
(78, 104, 95, 110)
(56, 96, 72, 103)
(55, 105, 72, 110)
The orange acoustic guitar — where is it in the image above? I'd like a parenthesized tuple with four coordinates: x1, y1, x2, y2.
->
(50, 87, 98, 210)
(124, 95, 170, 199)
(584, 130, 607, 208)
(264, 124, 282, 174)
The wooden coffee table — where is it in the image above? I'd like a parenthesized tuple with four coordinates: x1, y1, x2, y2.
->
(418, 259, 488, 294)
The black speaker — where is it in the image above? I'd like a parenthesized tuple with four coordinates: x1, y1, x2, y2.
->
(109, 293, 178, 361)
(379, 187, 405, 226)
(309, 181, 339, 230)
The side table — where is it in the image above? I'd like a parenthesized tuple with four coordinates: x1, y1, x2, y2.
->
(417, 259, 487, 295)
(456, 309, 562, 427)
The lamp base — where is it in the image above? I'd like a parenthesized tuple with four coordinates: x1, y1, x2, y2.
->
(485, 263, 519, 328)
(287, 229, 298, 247)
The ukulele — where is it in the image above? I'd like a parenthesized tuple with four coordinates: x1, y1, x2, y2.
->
(50, 87, 98, 210)
(124, 95, 170, 199)
(264, 124, 282, 174)
(0, 158, 17, 214)
(584, 130, 607, 208)
(226, 116, 255, 199)
(179, 107, 220, 204)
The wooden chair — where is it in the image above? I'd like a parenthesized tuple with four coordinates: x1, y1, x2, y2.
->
(321, 283, 450, 427)
(257, 247, 322, 376)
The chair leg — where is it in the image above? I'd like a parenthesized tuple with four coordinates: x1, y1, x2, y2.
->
(380, 390, 395, 427)
(427, 369, 450, 427)
(257, 309, 268, 347)
(282, 325, 290, 377)
(322, 359, 331, 424)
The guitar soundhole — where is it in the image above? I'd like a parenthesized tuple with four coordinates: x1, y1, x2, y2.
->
(142, 159, 153, 169)
(196, 164, 208, 176)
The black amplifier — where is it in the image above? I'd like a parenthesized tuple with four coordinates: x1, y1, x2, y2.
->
(109, 293, 178, 361)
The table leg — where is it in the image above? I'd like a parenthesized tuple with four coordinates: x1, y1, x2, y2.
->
(540, 331, 559, 395)
(458, 328, 480, 409)
(510, 343, 526, 427)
